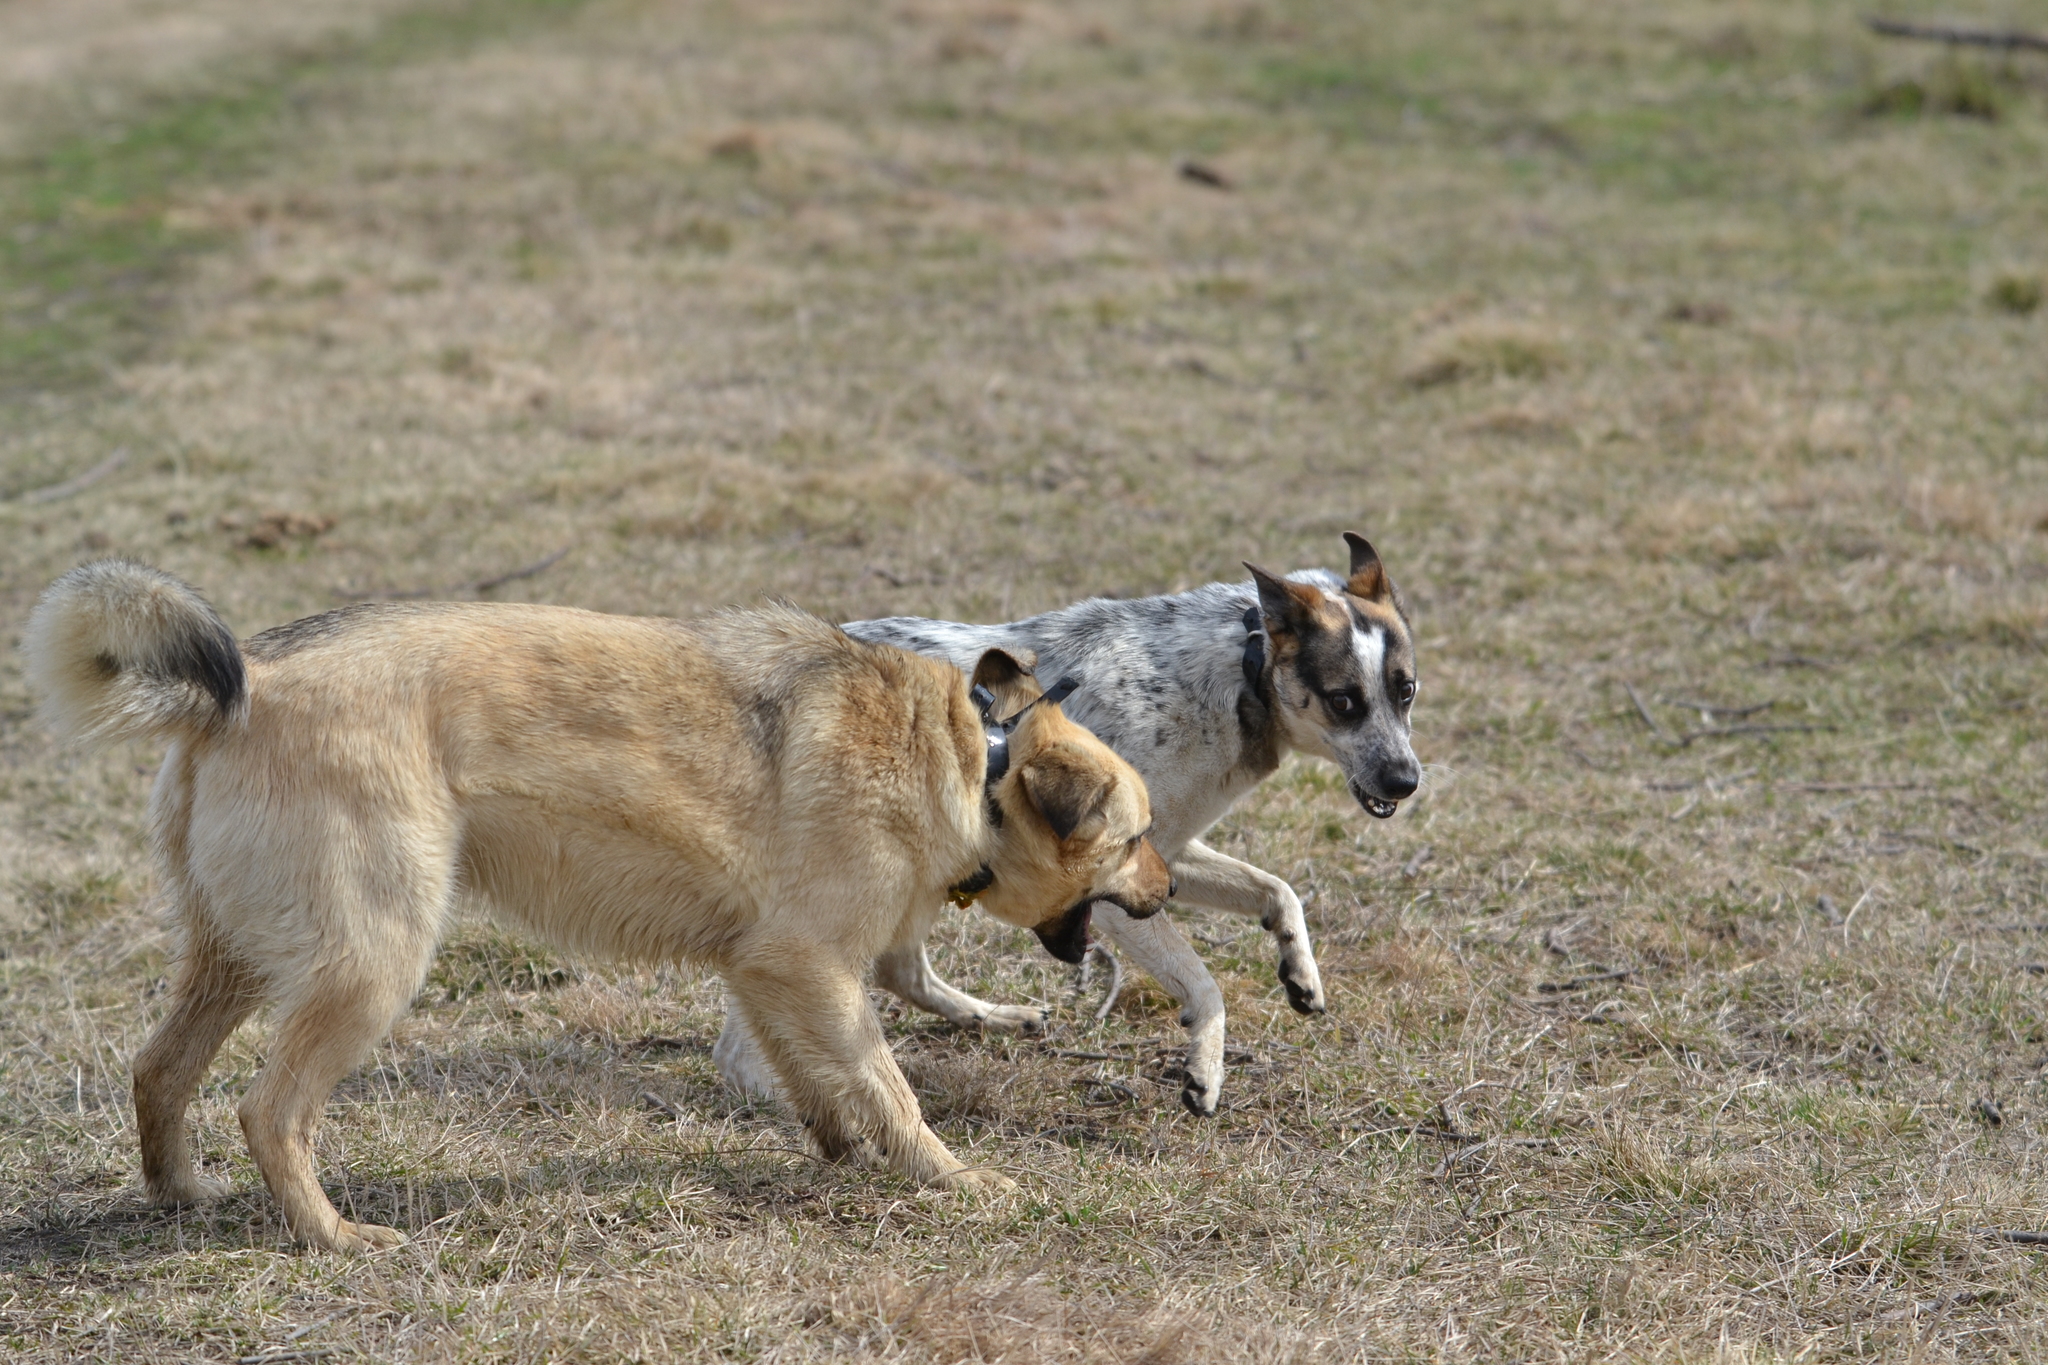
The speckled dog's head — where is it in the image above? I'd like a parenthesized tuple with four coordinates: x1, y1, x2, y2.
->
(1248, 533, 1421, 819)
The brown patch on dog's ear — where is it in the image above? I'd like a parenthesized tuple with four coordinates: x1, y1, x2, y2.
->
(972, 647, 1041, 716)
(1343, 532, 1392, 603)
(1245, 563, 1323, 639)
(1019, 755, 1111, 843)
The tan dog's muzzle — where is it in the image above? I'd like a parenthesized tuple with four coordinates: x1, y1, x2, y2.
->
(1030, 837, 1175, 963)
(1115, 836, 1173, 919)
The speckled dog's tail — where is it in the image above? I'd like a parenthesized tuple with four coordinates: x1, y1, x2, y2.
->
(25, 560, 245, 747)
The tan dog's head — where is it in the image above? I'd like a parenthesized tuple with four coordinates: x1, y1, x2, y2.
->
(967, 650, 1173, 963)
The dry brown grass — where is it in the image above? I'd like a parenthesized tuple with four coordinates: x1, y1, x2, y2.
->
(5, 0, 2048, 1359)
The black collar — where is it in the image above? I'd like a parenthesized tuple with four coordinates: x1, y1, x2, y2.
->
(970, 675, 1080, 792)
(1241, 604, 1268, 693)
(949, 675, 1082, 908)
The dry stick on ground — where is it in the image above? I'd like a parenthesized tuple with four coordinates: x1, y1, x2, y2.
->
(344, 545, 573, 601)
(1623, 681, 1679, 745)
(11, 449, 129, 504)
(1089, 943, 1125, 1023)
(1177, 159, 1231, 190)
(1678, 722, 1835, 744)
(1865, 17, 2048, 53)
(1537, 968, 1632, 994)
(1974, 1227, 2048, 1246)
(640, 1091, 686, 1123)
(1662, 698, 1776, 719)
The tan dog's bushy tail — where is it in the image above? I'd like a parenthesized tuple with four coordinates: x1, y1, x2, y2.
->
(25, 560, 245, 747)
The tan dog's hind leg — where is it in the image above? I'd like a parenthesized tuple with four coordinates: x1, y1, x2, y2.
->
(238, 936, 435, 1254)
(728, 949, 1011, 1191)
(134, 930, 263, 1207)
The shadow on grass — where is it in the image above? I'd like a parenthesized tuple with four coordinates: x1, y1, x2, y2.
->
(0, 1155, 788, 1265)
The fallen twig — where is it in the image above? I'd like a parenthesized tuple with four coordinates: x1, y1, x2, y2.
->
(471, 545, 573, 593)
(13, 449, 129, 504)
(1428, 1135, 1559, 1179)
(1623, 681, 1678, 745)
(342, 545, 572, 601)
(1177, 159, 1231, 189)
(1401, 845, 1435, 879)
(1781, 781, 1931, 792)
(1876, 1288, 2005, 1321)
(627, 1035, 702, 1053)
(1866, 17, 2048, 53)
(1975, 1227, 2048, 1246)
(1677, 723, 1833, 744)
(1088, 943, 1125, 1023)
(640, 1090, 686, 1123)
(1537, 968, 1631, 994)
(1663, 697, 1775, 719)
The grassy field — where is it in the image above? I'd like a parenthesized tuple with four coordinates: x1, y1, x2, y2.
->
(4, 0, 2048, 1358)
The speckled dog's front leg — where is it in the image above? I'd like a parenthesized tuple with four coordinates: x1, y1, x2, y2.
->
(872, 943, 1047, 1034)
(712, 993, 784, 1100)
(1168, 838, 1326, 1015)
(1089, 905, 1226, 1115)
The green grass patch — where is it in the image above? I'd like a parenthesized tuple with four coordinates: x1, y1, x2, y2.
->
(0, 0, 593, 393)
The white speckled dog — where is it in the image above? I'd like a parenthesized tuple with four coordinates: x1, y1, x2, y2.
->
(716, 533, 1421, 1114)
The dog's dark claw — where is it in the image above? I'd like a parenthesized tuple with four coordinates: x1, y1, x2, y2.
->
(1282, 975, 1324, 1015)
(1180, 1082, 1216, 1117)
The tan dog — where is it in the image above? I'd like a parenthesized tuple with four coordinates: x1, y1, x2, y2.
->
(26, 562, 1172, 1253)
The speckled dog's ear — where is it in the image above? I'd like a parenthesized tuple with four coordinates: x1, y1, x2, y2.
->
(1244, 562, 1322, 641)
(1342, 532, 1391, 603)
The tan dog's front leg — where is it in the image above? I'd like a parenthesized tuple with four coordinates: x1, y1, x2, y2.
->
(713, 943, 1049, 1102)
(727, 950, 1011, 1191)
(1169, 838, 1326, 1015)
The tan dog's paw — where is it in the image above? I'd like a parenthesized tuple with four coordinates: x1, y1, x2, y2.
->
(146, 1172, 231, 1208)
(941, 1166, 1017, 1193)
(320, 1219, 407, 1254)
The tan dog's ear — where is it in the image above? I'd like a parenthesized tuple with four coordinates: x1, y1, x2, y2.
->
(1342, 532, 1391, 603)
(972, 647, 1041, 717)
(1019, 755, 1111, 843)
(1245, 563, 1323, 640)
